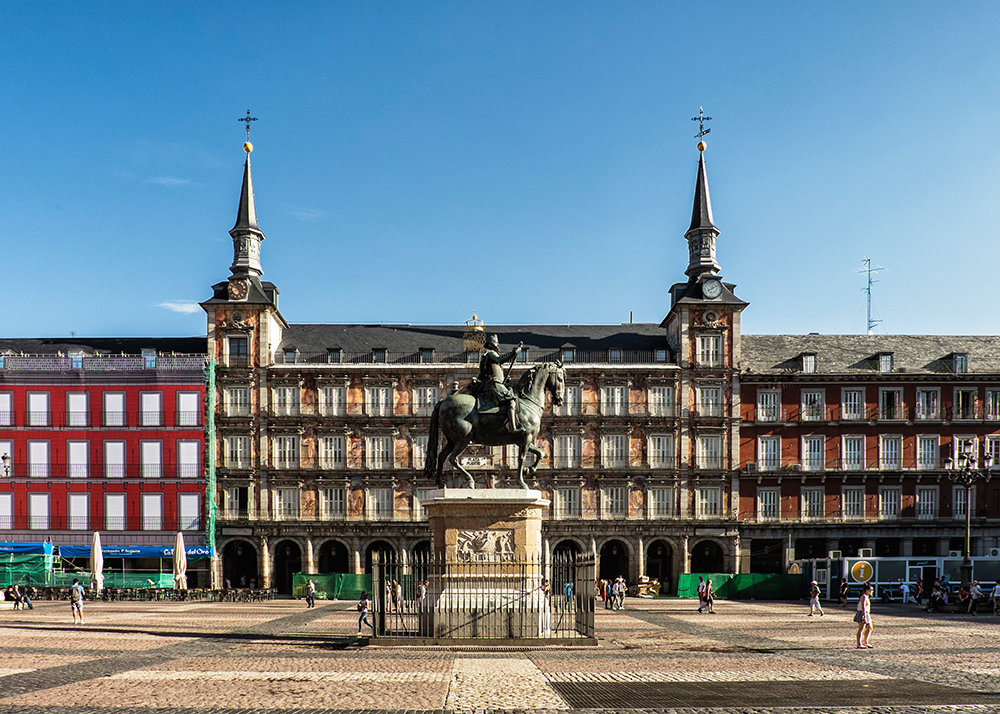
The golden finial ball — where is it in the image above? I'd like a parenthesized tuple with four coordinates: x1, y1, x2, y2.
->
(697, 141, 707, 152)
(244, 141, 253, 153)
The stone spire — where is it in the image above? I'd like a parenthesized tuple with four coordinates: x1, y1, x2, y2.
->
(684, 146, 721, 278)
(229, 144, 265, 278)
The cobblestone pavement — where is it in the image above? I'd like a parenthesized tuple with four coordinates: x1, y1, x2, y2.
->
(2, 596, 1000, 712)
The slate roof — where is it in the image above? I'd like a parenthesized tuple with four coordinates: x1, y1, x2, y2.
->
(280, 323, 667, 359)
(741, 335, 1000, 375)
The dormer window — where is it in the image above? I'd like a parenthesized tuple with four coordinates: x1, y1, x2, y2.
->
(562, 348, 575, 363)
(142, 349, 157, 369)
(326, 348, 342, 364)
(373, 348, 387, 364)
(655, 349, 668, 363)
(282, 348, 297, 364)
(609, 349, 623, 364)
(801, 354, 817, 373)
(516, 349, 528, 363)
(954, 353, 969, 374)
(878, 353, 894, 373)
(419, 348, 434, 364)
(467, 351, 480, 364)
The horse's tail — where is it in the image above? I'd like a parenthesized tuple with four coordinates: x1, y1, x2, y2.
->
(423, 400, 441, 480)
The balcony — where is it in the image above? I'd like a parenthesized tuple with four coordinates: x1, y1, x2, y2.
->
(0, 462, 202, 479)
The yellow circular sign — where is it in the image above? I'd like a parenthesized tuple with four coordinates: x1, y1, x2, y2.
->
(851, 560, 873, 583)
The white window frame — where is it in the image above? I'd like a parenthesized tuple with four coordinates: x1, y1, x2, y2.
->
(0, 392, 12, 426)
(879, 434, 902, 470)
(273, 488, 300, 521)
(556, 434, 581, 469)
(103, 391, 126, 427)
(953, 484, 976, 520)
(697, 334, 723, 367)
(319, 435, 347, 470)
(178, 493, 201, 530)
(140, 440, 162, 478)
(601, 385, 628, 416)
(176, 391, 200, 426)
(141, 493, 163, 530)
(366, 386, 393, 417)
(67, 493, 89, 531)
(842, 435, 865, 470)
(66, 392, 89, 427)
(177, 440, 200, 478)
(226, 435, 251, 469)
(986, 390, 1000, 421)
(140, 391, 162, 427)
(366, 435, 394, 470)
(696, 434, 723, 470)
(412, 435, 428, 470)
(0, 493, 12, 528)
(413, 386, 439, 417)
(225, 387, 251, 417)
(915, 388, 939, 421)
(557, 384, 582, 416)
(801, 487, 825, 520)
(274, 435, 300, 469)
(556, 486, 582, 519)
(27, 392, 49, 427)
(841, 388, 865, 421)
(757, 487, 780, 521)
(649, 486, 673, 519)
(648, 386, 674, 417)
(67, 440, 89, 478)
(954, 387, 978, 420)
(648, 434, 674, 469)
(320, 386, 347, 416)
(842, 486, 865, 520)
(878, 388, 903, 421)
(802, 435, 825, 472)
(27, 440, 49, 478)
(697, 386, 723, 417)
(413, 487, 434, 521)
(758, 436, 780, 472)
(602, 433, 629, 469)
(917, 435, 938, 471)
(696, 485, 722, 519)
(104, 440, 126, 478)
(756, 389, 781, 422)
(879, 486, 901, 520)
(273, 386, 299, 416)
(801, 389, 825, 421)
(916, 486, 938, 521)
(320, 487, 346, 520)
(28, 492, 50, 530)
(602, 484, 627, 518)
(105, 493, 127, 531)
(367, 486, 394, 520)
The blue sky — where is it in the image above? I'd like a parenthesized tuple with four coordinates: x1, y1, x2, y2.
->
(2, 2, 998, 338)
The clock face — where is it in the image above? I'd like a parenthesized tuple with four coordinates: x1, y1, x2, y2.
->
(702, 279, 722, 299)
(228, 279, 248, 301)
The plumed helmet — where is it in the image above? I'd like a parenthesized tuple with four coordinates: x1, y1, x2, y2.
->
(485, 334, 500, 350)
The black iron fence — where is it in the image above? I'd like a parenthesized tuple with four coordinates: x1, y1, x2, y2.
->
(372, 553, 594, 641)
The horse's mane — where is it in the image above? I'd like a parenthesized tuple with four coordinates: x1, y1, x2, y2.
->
(514, 362, 560, 396)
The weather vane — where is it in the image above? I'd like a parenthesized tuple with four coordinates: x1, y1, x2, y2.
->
(239, 110, 258, 142)
(692, 107, 712, 140)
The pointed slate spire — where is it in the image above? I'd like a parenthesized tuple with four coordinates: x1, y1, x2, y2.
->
(229, 146, 265, 278)
(684, 145, 721, 278)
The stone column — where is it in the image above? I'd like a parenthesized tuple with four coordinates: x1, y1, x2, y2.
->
(305, 538, 315, 574)
(260, 536, 270, 589)
(637, 537, 645, 580)
(352, 538, 362, 575)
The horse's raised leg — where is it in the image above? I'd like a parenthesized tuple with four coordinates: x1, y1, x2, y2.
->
(447, 438, 476, 489)
(514, 435, 532, 489)
(434, 439, 456, 488)
(525, 442, 544, 478)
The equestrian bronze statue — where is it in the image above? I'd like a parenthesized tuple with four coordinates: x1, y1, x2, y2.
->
(424, 340, 565, 489)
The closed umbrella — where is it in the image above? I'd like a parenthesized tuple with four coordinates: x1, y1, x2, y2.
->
(90, 531, 104, 593)
(173, 532, 188, 590)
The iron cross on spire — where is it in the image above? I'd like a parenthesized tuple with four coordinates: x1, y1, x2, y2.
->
(239, 110, 258, 141)
(692, 107, 712, 139)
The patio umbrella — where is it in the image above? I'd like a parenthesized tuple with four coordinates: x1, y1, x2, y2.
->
(173, 532, 188, 590)
(90, 531, 104, 592)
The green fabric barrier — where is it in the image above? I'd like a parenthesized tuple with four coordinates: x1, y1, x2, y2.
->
(678, 573, 805, 600)
(292, 572, 372, 600)
(0, 553, 54, 586)
(49, 572, 175, 588)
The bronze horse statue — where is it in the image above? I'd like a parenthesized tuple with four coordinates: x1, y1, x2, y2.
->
(424, 361, 565, 489)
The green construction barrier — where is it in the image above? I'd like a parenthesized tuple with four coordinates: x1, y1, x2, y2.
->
(678, 573, 805, 600)
(292, 572, 372, 600)
(49, 572, 175, 589)
(0, 552, 55, 587)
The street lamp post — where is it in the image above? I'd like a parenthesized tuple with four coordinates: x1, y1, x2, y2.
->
(945, 443, 993, 588)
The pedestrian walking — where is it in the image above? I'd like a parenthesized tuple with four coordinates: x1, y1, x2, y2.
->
(356, 590, 375, 637)
(991, 581, 1000, 616)
(968, 580, 982, 615)
(697, 576, 707, 612)
(70, 578, 86, 624)
(839, 579, 849, 607)
(704, 579, 715, 614)
(809, 580, 824, 616)
(305, 579, 315, 608)
(854, 582, 873, 648)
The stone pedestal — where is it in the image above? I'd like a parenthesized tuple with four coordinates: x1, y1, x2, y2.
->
(421, 488, 550, 639)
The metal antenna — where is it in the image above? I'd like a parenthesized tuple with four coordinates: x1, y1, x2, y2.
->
(239, 110, 258, 141)
(855, 257, 885, 334)
(692, 107, 712, 139)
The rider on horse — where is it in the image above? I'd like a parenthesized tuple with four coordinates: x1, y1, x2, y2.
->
(474, 335, 523, 432)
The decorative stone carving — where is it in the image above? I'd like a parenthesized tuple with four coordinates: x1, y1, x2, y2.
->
(456, 529, 514, 561)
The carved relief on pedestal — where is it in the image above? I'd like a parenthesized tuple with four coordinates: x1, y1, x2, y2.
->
(456, 529, 514, 561)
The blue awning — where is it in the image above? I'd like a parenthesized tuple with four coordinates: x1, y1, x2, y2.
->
(59, 545, 213, 559)
(0, 542, 54, 555)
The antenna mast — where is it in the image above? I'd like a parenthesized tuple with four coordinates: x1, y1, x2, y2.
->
(856, 257, 885, 335)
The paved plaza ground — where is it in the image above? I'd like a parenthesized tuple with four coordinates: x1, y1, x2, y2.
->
(2, 595, 1000, 713)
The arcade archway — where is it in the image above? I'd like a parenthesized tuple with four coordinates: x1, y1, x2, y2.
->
(222, 540, 258, 588)
(273, 540, 302, 594)
(645, 539, 673, 594)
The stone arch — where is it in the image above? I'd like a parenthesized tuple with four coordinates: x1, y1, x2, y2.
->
(317, 539, 351, 574)
(272, 539, 303, 595)
(364, 539, 397, 573)
(222, 539, 258, 588)
(598, 538, 631, 582)
(690, 538, 726, 574)
(645, 539, 674, 594)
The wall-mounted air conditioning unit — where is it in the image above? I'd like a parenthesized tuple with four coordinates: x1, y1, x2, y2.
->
(859, 548, 873, 557)
(828, 550, 842, 560)
(744, 462, 758, 472)
(989, 548, 1000, 558)
(789, 463, 802, 472)
(948, 550, 962, 558)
